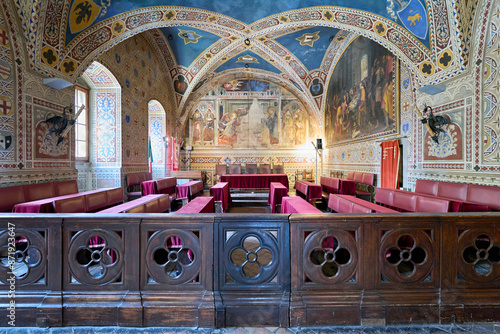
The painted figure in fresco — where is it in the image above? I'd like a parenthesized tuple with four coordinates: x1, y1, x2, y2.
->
(282, 110, 295, 146)
(203, 110, 215, 144)
(262, 107, 278, 146)
(421, 106, 450, 143)
(218, 112, 239, 146)
(294, 111, 306, 145)
(192, 109, 203, 144)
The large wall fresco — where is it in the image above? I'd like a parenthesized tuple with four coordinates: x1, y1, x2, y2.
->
(325, 36, 398, 146)
(186, 80, 318, 149)
(0, 13, 15, 162)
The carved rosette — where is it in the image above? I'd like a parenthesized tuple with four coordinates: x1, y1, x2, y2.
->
(0, 229, 45, 285)
(225, 230, 278, 284)
(145, 229, 200, 284)
(458, 230, 500, 283)
(68, 229, 122, 285)
(379, 229, 434, 283)
(302, 230, 358, 284)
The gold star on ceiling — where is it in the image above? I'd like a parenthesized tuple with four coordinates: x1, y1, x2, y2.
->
(296, 31, 320, 47)
(178, 29, 202, 44)
(236, 55, 259, 64)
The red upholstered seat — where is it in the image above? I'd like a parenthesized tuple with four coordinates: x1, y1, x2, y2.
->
(353, 172, 363, 183)
(437, 181, 468, 201)
(338, 197, 354, 213)
(328, 194, 341, 212)
(467, 184, 500, 211)
(85, 191, 109, 212)
(346, 171, 355, 180)
(414, 179, 439, 196)
(393, 190, 417, 212)
(53, 196, 86, 213)
(0, 185, 25, 212)
(54, 180, 79, 196)
(415, 195, 449, 213)
(361, 173, 374, 186)
(375, 188, 394, 207)
(24, 182, 55, 202)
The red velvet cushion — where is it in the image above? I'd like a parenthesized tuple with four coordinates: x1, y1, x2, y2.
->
(338, 197, 354, 213)
(467, 184, 500, 211)
(415, 195, 449, 213)
(54, 180, 79, 196)
(361, 173, 374, 186)
(54, 196, 86, 213)
(328, 194, 341, 212)
(353, 172, 363, 183)
(375, 188, 394, 206)
(346, 171, 354, 180)
(23, 182, 55, 202)
(0, 185, 25, 212)
(437, 181, 468, 201)
(393, 190, 417, 212)
(415, 179, 439, 196)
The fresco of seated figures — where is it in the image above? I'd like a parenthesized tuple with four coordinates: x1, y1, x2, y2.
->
(185, 80, 319, 149)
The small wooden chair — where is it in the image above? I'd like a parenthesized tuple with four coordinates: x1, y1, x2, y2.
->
(260, 164, 271, 174)
(229, 163, 241, 174)
(246, 163, 258, 174)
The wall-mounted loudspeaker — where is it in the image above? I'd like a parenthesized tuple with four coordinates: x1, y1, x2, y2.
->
(316, 138, 322, 150)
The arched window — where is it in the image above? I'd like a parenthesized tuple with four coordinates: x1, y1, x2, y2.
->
(77, 62, 122, 190)
(148, 100, 166, 178)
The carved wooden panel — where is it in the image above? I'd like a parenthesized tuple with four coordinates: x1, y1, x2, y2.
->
(0, 216, 62, 326)
(140, 215, 214, 327)
(62, 217, 141, 326)
(214, 214, 290, 328)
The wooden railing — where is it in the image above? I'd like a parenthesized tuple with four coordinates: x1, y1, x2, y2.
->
(1, 213, 499, 327)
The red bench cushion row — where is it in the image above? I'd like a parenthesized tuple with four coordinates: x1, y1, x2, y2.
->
(415, 179, 500, 211)
(375, 188, 450, 213)
(0, 180, 79, 212)
(328, 194, 373, 213)
(52, 188, 124, 213)
(126, 172, 153, 199)
(54, 196, 87, 213)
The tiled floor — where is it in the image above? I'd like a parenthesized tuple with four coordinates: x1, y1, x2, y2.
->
(1, 324, 499, 333)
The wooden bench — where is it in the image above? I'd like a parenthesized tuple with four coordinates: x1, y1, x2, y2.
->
(170, 170, 203, 180)
(346, 171, 375, 201)
(329, 194, 398, 213)
(295, 180, 322, 204)
(0, 180, 81, 212)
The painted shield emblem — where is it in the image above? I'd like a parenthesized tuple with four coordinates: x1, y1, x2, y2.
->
(0, 59, 12, 80)
(397, 0, 428, 40)
(310, 78, 323, 97)
(0, 132, 12, 151)
(69, 0, 101, 34)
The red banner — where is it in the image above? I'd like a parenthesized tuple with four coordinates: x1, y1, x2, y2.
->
(380, 139, 400, 189)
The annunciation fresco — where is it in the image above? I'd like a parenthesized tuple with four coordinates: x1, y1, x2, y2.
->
(186, 80, 317, 149)
(325, 36, 398, 146)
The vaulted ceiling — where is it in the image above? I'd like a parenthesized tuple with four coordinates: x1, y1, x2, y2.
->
(15, 0, 471, 124)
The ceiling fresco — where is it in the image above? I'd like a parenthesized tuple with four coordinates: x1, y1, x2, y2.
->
(18, 0, 466, 126)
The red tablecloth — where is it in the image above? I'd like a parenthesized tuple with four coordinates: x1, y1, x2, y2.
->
(335, 195, 399, 213)
(268, 182, 288, 213)
(210, 182, 231, 213)
(141, 180, 156, 196)
(175, 196, 214, 213)
(339, 179, 356, 195)
(281, 196, 322, 214)
(295, 180, 322, 203)
(221, 174, 288, 189)
(176, 181, 204, 201)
